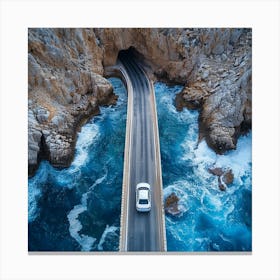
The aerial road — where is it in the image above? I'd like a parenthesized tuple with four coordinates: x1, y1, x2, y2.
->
(118, 50, 166, 252)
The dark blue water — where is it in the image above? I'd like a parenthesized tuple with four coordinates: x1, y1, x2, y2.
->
(29, 79, 251, 252)
(28, 78, 127, 251)
(154, 82, 252, 251)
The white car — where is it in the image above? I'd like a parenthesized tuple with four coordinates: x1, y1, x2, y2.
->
(136, 183, 151, 212)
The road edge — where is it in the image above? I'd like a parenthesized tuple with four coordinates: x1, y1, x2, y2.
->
(105, 62, 134, 252)
(137, 64, 167, 252)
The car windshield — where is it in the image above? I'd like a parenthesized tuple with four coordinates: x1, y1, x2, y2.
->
(138, 187, 148, 191)
(139, 199, 149, 205)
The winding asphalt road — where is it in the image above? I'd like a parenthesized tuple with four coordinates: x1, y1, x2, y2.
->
(119, 51, 166, 251)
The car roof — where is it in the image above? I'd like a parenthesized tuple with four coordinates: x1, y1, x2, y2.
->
(138, 189, 149, 199)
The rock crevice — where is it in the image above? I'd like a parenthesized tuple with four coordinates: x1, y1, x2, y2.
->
(28, 28, 251, 176)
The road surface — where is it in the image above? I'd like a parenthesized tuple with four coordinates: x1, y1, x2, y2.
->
(119, 50, 166, 251)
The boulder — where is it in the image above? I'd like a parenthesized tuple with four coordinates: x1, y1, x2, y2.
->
(36, 107, 50, 124)
(208, 167, 234, 191)
(164, 193, 181, 216)
(175, 82, 210, 110)
(222, 169, 234, 185)
(46, 139, 73, 167)
(92, 73, 115, 105)
(208, 167, 224, 176)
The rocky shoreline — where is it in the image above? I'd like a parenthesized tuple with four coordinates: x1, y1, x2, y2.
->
(174, 30, 251, 154)
(28, 29, 118, 176)
(28, 28, 251, 176)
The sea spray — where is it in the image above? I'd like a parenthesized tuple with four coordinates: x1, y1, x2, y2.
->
(155, 82, 252, 251)
(67, 172, 107, 251)
(28, 78, 127, 251)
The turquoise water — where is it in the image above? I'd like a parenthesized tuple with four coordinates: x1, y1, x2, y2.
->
(28, 78, 127, 251)
(155, 82, 252, 251)
(28, 79, 251, 252)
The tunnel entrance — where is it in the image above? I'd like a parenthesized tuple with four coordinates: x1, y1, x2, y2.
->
(118, 46, 146, 64)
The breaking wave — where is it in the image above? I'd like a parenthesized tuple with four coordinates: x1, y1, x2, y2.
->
(155, 82, 252, 251)
(67, 173, 107, 251)
(28, 78, 127, 251)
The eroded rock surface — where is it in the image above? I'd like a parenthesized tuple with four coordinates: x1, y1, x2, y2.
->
(28, 28, 251, 175)
(164, 193, 181, 216)
(175, 30, 252, 153)
(28, 29, 116, 176)
(209, 167, 235, 191)
(97, 28, 251, 154)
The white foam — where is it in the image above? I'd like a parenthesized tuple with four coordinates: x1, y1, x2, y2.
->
(28, 162, 49, 222)
(193, 132, 252, 183)
(181, 125, 199, 161)
(200, 188, 223, 213)
(67, 201, 96, 251)
(72, 122, 99, 167)
(159, 93, 198, 124)
(215, 133, 252, 182)
(164, 132, 252, 229)
(158, 83, 252, 249)
(193, 140, 217, 167)
(97, 225, 118, 251)
(28, 183, 41, 223)
(67, 172, 107, 251)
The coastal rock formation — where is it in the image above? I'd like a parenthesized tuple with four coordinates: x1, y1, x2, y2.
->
(164, 193, 181, 216)
(96, 28, 248, 84)
(28, 28, 251, 175)
(200, 65, 251, 153)
(209, 168, 234, 191)
(96, 28, 251, 153)
(28, 109, 43, 175)
(28, 29, 116, 175)
(175, 30, 252, 153)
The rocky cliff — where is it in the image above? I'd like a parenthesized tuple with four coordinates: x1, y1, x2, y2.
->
(28, 29, 117, 175)
(174, 29, 251, 153)
(28, 28, 251, 175)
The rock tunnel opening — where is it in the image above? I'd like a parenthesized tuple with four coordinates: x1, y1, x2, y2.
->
(118, 46, 146, 64)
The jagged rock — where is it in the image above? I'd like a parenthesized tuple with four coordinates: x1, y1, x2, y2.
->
(201, 69, 209, 80)
(230, 29, 243, 44)
(208, 167, 234, 191)
(92, 73, 115, 105)
(175, 82, 210, 110)
(95, 28, 248, 84)
(222, 169, 234, 185)
(221, 53, 227, 61)
(208, 167, 224, 176)
(28, 129, 42, 165)
(28, 28, 251, 175)
(46, 139, 73, 167)
(36, 107, 50, 123)
(89, 96, 98, 108)
(212, 43, 224, 55)
(174, 31, 251, 154)
(201, 67, 251, 154)
(72, 92, 81, 104)
(164, 193, 181, 216)
(28, 110, 42, 175)
(51, 115, 65, 128)
(234, 56, 243, 67)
